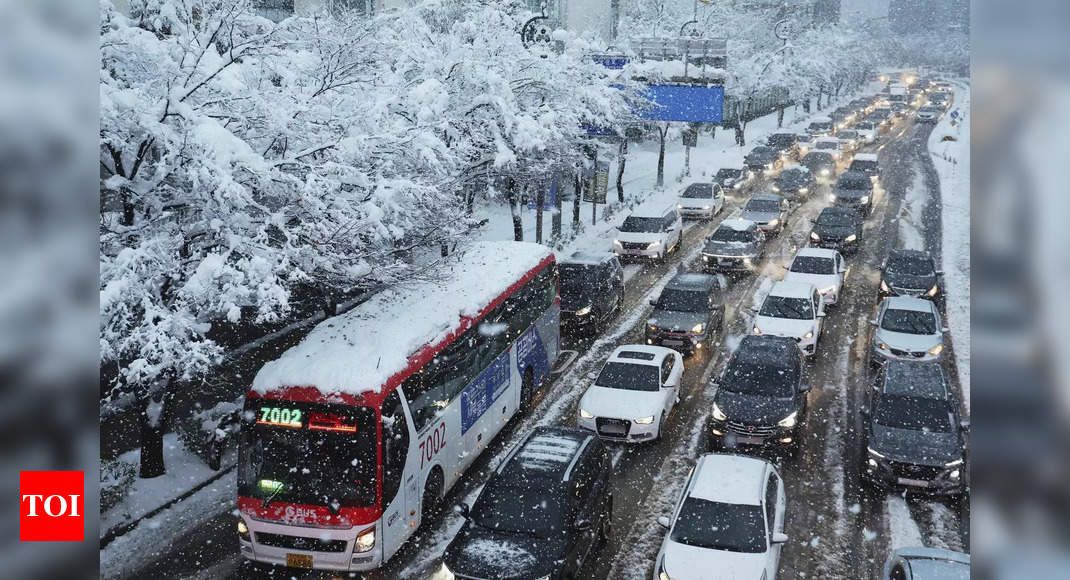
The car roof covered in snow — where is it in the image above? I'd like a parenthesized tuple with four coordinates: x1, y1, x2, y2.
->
(815, 136, 840, 144)
(749, 193, 783, 203)
(665, 273, 718, 292)
(810, 116, 833, 123)
(497, 426, 594, 483)
(767, 280, 816, 299)
(561, 250, 615, 266)
(853, 153, 879, 162)
(629, 200, 676, 218)
(251, 241, 553, 399)
(794, 247, 838, 261)
(882, 296, 937, 314)
(608, 344, 672, 366)
(718, 218, 757, 232)
(689, 454, 771, 505)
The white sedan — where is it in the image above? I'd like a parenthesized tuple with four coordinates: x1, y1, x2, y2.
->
(753, 281, 826, 356)
(654, 453, 787, 580)
(578, 345, 683, 442)
(783, 248, 848, 306)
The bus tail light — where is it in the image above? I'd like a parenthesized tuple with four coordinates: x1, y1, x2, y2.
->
(354, 526, 376, 553)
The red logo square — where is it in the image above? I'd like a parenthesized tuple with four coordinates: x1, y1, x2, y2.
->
(20, 471, 84, 541)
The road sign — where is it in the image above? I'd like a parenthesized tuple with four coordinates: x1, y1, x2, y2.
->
(583, 161, 609, 204)
(950, 110, 959, 119)
(637, 85, 724, 123)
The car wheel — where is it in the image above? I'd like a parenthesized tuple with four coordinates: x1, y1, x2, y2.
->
(655, 413, 666, 442)
(598, 498, 612, 545)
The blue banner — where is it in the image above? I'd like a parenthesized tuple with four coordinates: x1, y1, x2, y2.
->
(637, 84, 724, 123)
(460, 353, 510, 435)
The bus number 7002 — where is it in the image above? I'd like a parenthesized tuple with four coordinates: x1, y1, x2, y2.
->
(419, 422, 447, 469)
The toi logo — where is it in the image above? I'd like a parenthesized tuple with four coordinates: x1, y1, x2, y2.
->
(20, 471, 84, 541)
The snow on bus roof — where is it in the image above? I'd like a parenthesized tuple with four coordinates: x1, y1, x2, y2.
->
(252, 242, 553, 398)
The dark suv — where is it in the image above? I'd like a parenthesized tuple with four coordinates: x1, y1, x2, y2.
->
(766, 132, 799, 160)
(863, 361, 968, 496)
(559, 251, 625, 332)
(445, 427, 612, 580)
(708, 335, 810, 453)
(646, 273, 724, 353)
(830, 170, 875, 216)
(810, 207, 863, 253)
(879, 249, 942, 300)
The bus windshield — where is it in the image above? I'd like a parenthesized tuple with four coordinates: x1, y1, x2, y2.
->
(238, 401, 379, 509)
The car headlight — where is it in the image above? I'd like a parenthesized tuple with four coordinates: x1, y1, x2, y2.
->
(649, 324, 658, 332)
(355, 527, 376, 553)
(810, 232, 821, 241)
(880, 280, 890, 292)
(928, 344, 944, 356)
(613, 239, 623, 248)
(753, 326, 762, 335)
(659, 571, 672, 580)
(868, 447, 886, 458)
(844, 234, 857, 243)
(944, 458, 964, 467)
(635, 416, 655, 425)
(575, 305, 592, 316)
(771, 185, 780, 192)
(580, 409, 595, 419)
(649, 239, 663, 248)
(819, 286, 836, 295)
(878, 342, 889, 351)
(677, 204, 684, 209)
(703, 205, 712, 210)
(803, 331, 814, 339)
(734, 182, 743, 190)
(859, 196, 870, 204)
(767, 219, 780, 227)
(777, 412, 798, 428)
(237, 518, 250, 541)
(712, 403, 727, 421)
(799, 187, 809, 194)
(702, 255, 710, 262)
(927, 285, 939, 297)
(692, 323, 705, 334)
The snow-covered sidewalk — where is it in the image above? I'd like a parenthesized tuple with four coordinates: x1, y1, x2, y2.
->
(928, 82, 971, 405)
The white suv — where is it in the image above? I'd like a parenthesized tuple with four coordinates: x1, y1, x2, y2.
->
(783, 248, 847, 306)
(613, 203, 683, 261)
(753, 281, 826, 356)
(578, 345, 683, 442)
(654, 454, 787, 580)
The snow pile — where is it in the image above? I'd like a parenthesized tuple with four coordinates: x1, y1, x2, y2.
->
(252, 242, 551, 396)
(928, 82, 971, 403)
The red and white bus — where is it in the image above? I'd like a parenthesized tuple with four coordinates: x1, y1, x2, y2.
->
(237, 242, 559, 572)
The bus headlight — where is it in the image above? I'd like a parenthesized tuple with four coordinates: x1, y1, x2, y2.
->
(355, 527, 376, 553)
(237, 518, 250, 541)
(635, 416, 655, 425)
(580, 409, 595, 419)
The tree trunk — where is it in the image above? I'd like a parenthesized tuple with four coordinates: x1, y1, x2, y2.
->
(573, 172, 582, 225)
(138, 381, 172, 479)
(777, 106, 785, 128)
(616, 138, 627, 203)
(551, 173, 562, 239)
(535, 182, 545, 244)
(656, 124, 668, 187)
(506, 177, 523, 241)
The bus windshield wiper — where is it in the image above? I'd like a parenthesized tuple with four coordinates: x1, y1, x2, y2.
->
(262, 481, 286, 509)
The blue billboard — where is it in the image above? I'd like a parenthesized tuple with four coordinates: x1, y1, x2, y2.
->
(637, 84, 724, 123)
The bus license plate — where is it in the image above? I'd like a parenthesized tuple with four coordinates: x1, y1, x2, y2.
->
(287, 554, 313, 568)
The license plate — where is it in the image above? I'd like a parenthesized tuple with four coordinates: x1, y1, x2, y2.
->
(663, 340, 684, 347)
(286, 554, 313, 568)
(601, 425, 625, 436)
(737, 436, 765, 445)
(897, 477, 930, 488)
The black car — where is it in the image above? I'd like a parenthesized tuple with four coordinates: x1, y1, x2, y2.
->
(558, 251, 625, 332)
(848, 154, 880, 183)
(708, 335, 810, 453)
(445, 427, 612, 580)
(701, 218, 766, 274)
(830, 170, 874, 216)
(810, 207, 863, 253)
(879, 249, 942, 300)
(772, 166, 815, 199)
(766, 132, 799, 160)
(863, 361, 968, 496)
(744, 146, 782, 175)
(801, 151, 837, 181)
(716, 167, 752, 191)
(646, 273, 724, 353)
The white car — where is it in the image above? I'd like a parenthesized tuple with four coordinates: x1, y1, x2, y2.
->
(813, 136, 842, 161)
(677, 182, 725, 219)
(784, 248, 848, 306)
(753, 281, 825, 356)
(855, 121, 878, 143)
(654, 454, 787, 580)
(613, 202, 683, 261)
(869, 296, 947, 366)
(578, 345, 684, 442)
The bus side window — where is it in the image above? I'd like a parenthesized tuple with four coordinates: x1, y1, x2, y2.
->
(381, 391, 409, 505)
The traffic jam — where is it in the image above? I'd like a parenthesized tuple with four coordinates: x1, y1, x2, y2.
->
(234, 73, 968, 580)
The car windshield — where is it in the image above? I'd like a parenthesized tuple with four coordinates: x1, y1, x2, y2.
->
(887, 254, 934, 276)
(558, 264, 598, 298)
(709, 227, 753, 243)
(722, 360, 797, 398)
(657, 288, 710, 313)
(238, 403, 378, 509)
(717, 169, 741, 179)
(873, 395, 954, 433)
(791, 256, 835, 275)
(778, 170, 807, 185)
(856, 122, 875, 130)
(810, 122, 832, 130)
(471, 485, 567, 537)
(596, 361, 660, 391)
(850, 160, 878, 173)
(620, 216, 664, 233)
(920, 107, 939, 113)
(746, 199, 780, 213)
(881, 308, 937, 335)
(818, 211, 856, 227)
(670, 498, 766, 553)
(839, 131, 858, 139)
(816, 141, 837, 150)
(759, 295, 814, 320)
(837, 175, 870, 190)
(682, 184, 714, 199)
(767, 134, 795, 146)
(804, 153, 834, 165)
(797, 135, 813, 143)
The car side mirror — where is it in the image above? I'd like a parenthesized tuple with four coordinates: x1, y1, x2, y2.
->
(657, 516, 671, 529)
(960, 419, 971, 432)
(868, 319, 878, 326)
(454, 503, 470, 518)
(587, 371, 598, 381)
(650, 299, 658, 307)
(574, 519, 592, 532)
(799, 384, 812, 393)
(772, 532, 789, 544)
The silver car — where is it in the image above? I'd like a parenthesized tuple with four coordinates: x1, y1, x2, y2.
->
(882, 547, 969, 579)
(869, 296, 947, 366)
(740, 193, 788, 235)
